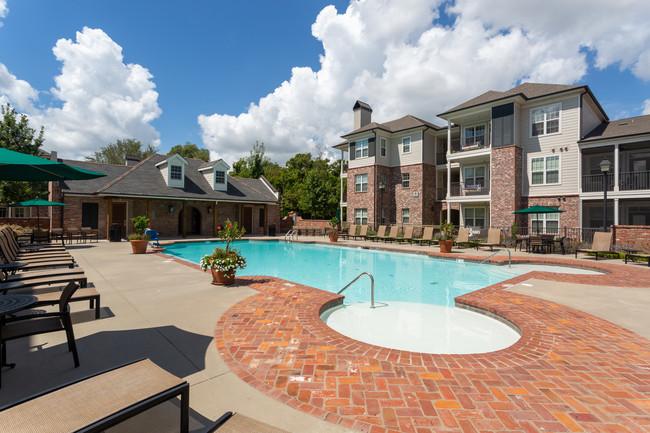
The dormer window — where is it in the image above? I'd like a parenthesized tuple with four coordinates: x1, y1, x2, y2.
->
(199, 158, 230, 191)
(215, 170, 225, 184)
(170, 165, 183, 180)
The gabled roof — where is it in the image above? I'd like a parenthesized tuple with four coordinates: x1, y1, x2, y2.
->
(438, 82, 601, 117)
(199, 158, 230, 171)
(59, 154, 277, 203)
(580, 114, 650, 143)
(341, 114, 442, 138)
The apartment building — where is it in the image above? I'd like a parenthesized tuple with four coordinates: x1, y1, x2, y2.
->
(335, 83, 650, 233)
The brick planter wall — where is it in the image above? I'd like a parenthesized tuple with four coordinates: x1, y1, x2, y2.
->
(612, 225, 650, 251)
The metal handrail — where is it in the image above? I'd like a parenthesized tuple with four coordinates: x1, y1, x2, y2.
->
(338, 272, 375, 308)
(479, 248, 511, 268)
(284, 229, 295, 241)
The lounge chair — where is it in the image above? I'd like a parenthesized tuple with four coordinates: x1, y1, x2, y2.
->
(3, 267, 87, 288)
(1, 281, 80, 387)
(382, 226, 400, 243)
(2, 228, 65, 251)
(340, 224, 356, 240)
(455, 228, 478, 249)
(414, 227, 436, 246)
(397, 226, 414, 243)
(209, 411, 289, 432)
(575, 232, 614, 260)
(477, 229, 506, 251)
(351, 225, 368, 240)
(364, 225, 386, 242)
(0, 358, 190, 432)
(5, 283, 102, 319)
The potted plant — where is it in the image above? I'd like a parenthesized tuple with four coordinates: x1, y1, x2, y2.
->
(438, 220, 455, 253)
(128, 216, 150, 254)
(328, 217, 340, 242)
(200, 219, 247, 285)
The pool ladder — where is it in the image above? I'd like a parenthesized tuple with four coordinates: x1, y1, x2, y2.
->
(479, 248, 511, 268)
(338, 272, 375, 308)
(284, 229, 295, 241)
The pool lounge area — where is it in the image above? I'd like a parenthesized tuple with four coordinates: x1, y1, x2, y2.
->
(1, 236, 649, 432)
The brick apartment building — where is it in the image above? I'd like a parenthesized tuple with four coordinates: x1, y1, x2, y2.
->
(0, 153, 281, 239)
(335, 83, 650, 234)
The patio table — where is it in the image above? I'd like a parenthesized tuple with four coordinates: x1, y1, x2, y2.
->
(0, 294, 38, 370)
(0, 262, 28, 278)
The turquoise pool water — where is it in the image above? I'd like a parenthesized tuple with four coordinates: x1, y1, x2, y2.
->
(163, 240, 524, 306)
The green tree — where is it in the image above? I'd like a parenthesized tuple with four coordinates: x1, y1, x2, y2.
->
(85, 138, 157, 164)
(168, 142, 210, 161)
(0, 103, 48, 203)
(298, 158, 339, 219)
(231, 141, 272, 179)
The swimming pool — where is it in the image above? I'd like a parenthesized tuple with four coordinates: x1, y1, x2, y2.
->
(164, 240, 529, 306)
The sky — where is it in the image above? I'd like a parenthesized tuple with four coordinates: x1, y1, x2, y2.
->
(1, 0, 649, 165)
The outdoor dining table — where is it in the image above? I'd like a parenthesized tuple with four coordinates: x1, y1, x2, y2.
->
(0, 262, 28, 279)
(0, 294, 38, 368)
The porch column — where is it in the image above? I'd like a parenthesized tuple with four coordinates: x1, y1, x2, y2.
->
(614, 144, 620, 192)
(446, 120, 452, 222)
(614, 198, 619, 226)
(340, 148, 345, 223)
(213, 202, 218, 237)
(106, 197, 113, 241)
(147, 199, 152, 219)
(181, 201, 187, 237)
(263, 204, 268, 235)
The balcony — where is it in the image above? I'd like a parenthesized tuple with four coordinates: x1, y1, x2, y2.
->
(449, 136, 491, 154)
(582, 173, 614, 193)
(449, 182, 490, 197)
(581, 171, 650, 192)
(436, 187, 447, 201)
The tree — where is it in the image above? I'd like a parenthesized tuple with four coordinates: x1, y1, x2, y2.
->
(0, 103, 48, 203)
(168, 142, 210, 161)
(298, 158, 339, 219)
(230, 141, 272, 179)
(85, 138, 157, 164)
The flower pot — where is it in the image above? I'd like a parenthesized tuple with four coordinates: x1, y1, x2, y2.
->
(211, 268, 236, 286)
(329, 231, 339, 242)
(130, 239, 149, 254)
(439, 239, 453, 253)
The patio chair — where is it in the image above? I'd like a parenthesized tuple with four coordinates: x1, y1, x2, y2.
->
(82, 227, 99, 243)
(528, 235, 549, 254)
(365, 225, 386, 242)
(50, 228, 65, 246)
(0, 358, 190, 432)
(32, 229, 50, 244)
(66, 227, 84, 244)
(414, 227, 436, 246)
(397, 226, 414, 243)
(477, 229, 506, 251)
(382, 226, 400, 243)
(575, 232, 614, 260)
(1, 281, 80, 387)
(340, 224, 356, 240)
(209, 411, 288, 432)
(455, 228, 478, 249)
(3, 283, 102, 319)
(351, 225, 368, 240)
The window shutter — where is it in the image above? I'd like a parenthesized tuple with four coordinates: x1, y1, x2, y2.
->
(491, 103, 514, 147)
(349, 141, 356, 160)
(368, 137, 376, 157)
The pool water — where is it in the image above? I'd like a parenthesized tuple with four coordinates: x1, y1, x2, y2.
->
(163, 240, 527, 306)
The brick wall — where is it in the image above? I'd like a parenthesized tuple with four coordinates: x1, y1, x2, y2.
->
(347, 166, 377, 227)
(612, 225, 650, 251)
(491, 145, 523, 228)
(525, 196, 580, 231)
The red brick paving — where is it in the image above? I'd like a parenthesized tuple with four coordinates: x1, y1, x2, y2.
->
(161, 244, 650, 432)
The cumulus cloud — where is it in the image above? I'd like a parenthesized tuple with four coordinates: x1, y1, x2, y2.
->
(643, 100, 650, 115)
(0, 64, 38, 111)
(199, 0, 650, 164)
(0, 0, 7, 26)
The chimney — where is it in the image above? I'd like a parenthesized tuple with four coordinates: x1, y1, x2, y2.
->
(50, 151, 58, 162)
(353, 100, 372, 130)
(125, 154, 141, 166)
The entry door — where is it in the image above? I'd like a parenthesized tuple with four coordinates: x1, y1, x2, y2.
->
(112, 203, 126, 239)
(243, 206, 253, 235)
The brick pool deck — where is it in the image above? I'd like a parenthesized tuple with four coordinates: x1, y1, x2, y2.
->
(165, 244, 650, 432)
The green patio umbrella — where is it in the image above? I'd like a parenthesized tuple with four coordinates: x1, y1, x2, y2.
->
(9, 198, 67, 229)
(0, 148, 106, 181)
(513, 205, 565, 234)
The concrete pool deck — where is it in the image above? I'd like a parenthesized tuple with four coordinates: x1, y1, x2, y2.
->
(1, 236, 649, 432)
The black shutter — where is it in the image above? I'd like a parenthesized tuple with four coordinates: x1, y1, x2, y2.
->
(81, 203, 99, 229)
(491, 103, 514, 147)
(368, 137, 376, 157)
(349, 141, 356, 160)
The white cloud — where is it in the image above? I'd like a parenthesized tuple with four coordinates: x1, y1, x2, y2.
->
(0, 27, 161, 159)
(0, 0, 7, 26)
(643, 100, 650, 115)
(199, 0, 650, 164)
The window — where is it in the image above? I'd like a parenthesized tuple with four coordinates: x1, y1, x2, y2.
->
(0, 206, 7, 218)
(532, 211, 559, 234)
(13, 207, 26, 218)
(464, 166, 486, 188)
(355, 139, 369, 159)
(380, 138, 387, 157)
(215, 170, 225, 184)
(170, 165, 183, 180)
(355, 174, 368, 192)
(355, 208, 368, 225)
(402, 137, 411, 153)
(464, 125, 486, 147)
(402, 173, 410, 188)
(531, 103, 560, 136)
(464, 207, 485, 228)
(402, 208, 410, 224)
(82, 203, 99, 229)
(259, 208, 265, 227)
(531, 155, 559, 185)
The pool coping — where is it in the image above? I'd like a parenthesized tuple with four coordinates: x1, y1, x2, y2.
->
(155, 240, 650, 432)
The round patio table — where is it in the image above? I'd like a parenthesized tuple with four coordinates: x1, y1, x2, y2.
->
(1, 294, 38, 371)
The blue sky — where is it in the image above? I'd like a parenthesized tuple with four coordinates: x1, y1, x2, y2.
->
(0, 0, 649, 163)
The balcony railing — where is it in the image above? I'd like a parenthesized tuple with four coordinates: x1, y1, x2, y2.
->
(581, 173, 614, 192)
(450, 137, 491, 154)
(436, 187, 447, 201)
(620, 170, 650, 190)
(449, 182, 490, 197)
(436, 153, 447, 165)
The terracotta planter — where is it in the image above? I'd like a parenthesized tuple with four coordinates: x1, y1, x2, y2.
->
(439, 239, 453, 253)
(210, 268, 236, 286)
(329, 231, 339, 242)
(129, 239, 148, 254)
